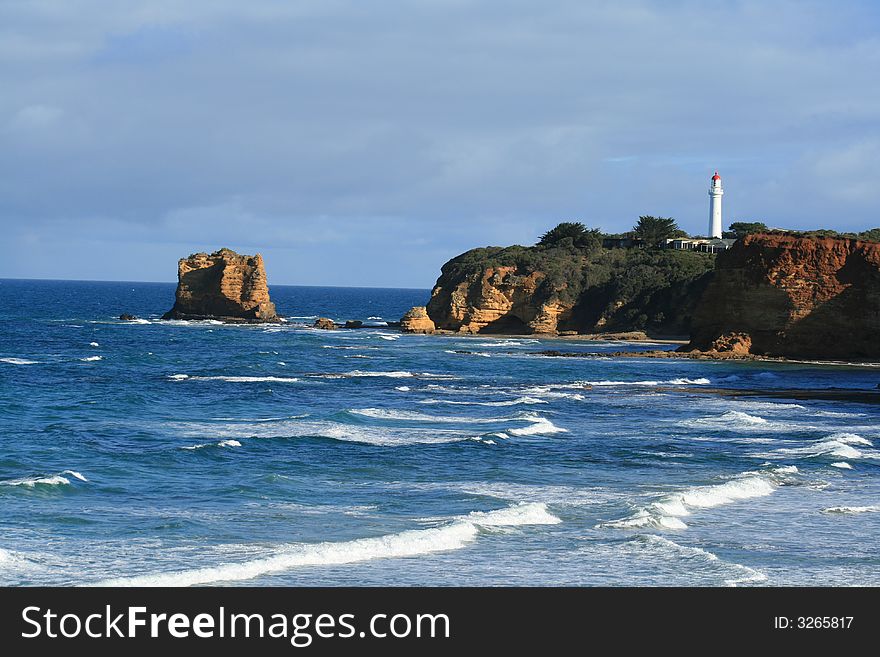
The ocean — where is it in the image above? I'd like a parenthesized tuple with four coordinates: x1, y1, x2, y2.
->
(1, 279, 878, 587)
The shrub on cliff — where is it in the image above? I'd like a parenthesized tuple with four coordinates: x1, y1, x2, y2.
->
(632, 216, 686, 247)
(727, 221, 768, 238)
(538, 222, 603, 252)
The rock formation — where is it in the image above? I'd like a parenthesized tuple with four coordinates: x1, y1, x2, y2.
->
(162, 248, 279, 323)
(686, 234, 880, 359)
(424, 246, 712, 336)
(400, 306, 436, 334)
(314, 317, 337, 330)
(427, 267, 572, 334)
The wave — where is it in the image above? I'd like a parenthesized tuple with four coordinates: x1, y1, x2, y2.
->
(598, 467, 795, 531)
(80, 355, 103, 362)
(341, 371, 457, 380)
(631, 535, 767, 586)
(348, 408, 539, 425)
(0, 470, 87, 488)
(829, 462, 853, 469)
(508, 416, 568, 436)
(94, 502, 560, 587)
(568, 378, 711, 387)
(821, 505, 880, 514)
(770, 433, 874, 460)
(420, 396, 548, 407)
(182, 418, 476, 447)
(0, 358, 40, 365)
(182, 439, 242, 451)
(168, 374, 300, 383)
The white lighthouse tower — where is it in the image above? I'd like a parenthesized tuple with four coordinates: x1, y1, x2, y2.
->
(708, 170, 723, 238)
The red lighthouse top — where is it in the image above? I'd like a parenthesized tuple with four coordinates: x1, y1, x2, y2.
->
(712, 171, 721, 181)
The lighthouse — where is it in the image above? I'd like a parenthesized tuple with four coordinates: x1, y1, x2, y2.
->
(708, 171, 723, 238)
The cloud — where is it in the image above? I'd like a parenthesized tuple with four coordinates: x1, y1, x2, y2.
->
(0, 0, 878, 284)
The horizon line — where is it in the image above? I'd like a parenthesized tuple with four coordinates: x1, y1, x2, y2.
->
(0, 276, 432, 291)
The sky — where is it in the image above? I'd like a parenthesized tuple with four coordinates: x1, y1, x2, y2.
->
(1, 0, 878, 287)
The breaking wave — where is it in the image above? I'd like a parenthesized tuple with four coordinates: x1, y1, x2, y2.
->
(0, 358, 39, 365)
(598, 467, 796, 531)
(0, 470, 87, 488)
(94, 502, 560, 587)
(169, 374, 300, 383)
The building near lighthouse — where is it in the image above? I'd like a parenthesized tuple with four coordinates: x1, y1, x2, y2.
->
(708, 170, 723, 239)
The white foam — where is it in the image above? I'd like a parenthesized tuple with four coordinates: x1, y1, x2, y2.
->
(508, 415, 568, 436)
(772, 433, 874, 460)
(465, 502, 561, 526)
(599, 468, 790, 531)
(395, 386, 411, 392)
(568, 377, 710, 387)
(421, 396, 548, 407)
(378, 335, 399, 341)
(633, 535, 768, 586)
(0, 358, 39, 365)
(830, 462, 853, 469)
(80, 355, 103, 362)
(183, 439, 243, 450)
(89, 342, 100, 347)
(822, 505, 879, 514)
(0, 472, 80, 487)
(349, 408, 531, 424)
(94, 503, 559, 587)
(169, 374, 299, 383)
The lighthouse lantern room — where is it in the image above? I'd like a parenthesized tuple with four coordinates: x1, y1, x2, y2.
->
(708, 171, 723, 239)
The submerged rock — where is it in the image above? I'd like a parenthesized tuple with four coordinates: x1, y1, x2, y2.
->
(344, 320, 364, 329)
(119, 314, 138, 321)
(162, 248, 279, 323)
(400, 306, 435, 334)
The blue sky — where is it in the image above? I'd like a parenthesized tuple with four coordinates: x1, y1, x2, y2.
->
(1, 0, 878, 287)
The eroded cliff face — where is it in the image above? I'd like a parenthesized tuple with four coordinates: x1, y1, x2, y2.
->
(426, 267, 575, 334)
(688, 234, 880, 358)
(162, 248, 279, 322)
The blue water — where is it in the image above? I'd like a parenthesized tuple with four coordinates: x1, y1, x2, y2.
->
(2, 279, 879, 586)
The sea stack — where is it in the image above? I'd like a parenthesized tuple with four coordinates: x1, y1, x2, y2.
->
(400, 306, 436, 334)
(162, 248, 279, 323)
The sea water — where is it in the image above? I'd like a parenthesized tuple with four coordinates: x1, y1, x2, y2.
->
(1, 279, 879, 586)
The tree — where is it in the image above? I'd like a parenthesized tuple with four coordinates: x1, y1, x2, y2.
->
(632, 216, 683, 247)
(538, 222, 602, 252)
(858, 228, 880, 243)
(727, 221, 768, 238)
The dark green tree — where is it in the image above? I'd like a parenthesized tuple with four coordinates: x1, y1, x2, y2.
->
(538, 222, 602, 252)
(727, 221, 769, 238)
(857, 228, 880, 242)
(632, 216, 684, 247)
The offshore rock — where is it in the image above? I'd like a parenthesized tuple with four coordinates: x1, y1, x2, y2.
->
(400, 306, 436, 334)
(162, 248, 278, 323)
(314, 318, 338, 330)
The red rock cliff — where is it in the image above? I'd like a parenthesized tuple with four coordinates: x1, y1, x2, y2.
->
(688, 234, 880, 359)
(162, 248, 279, 322)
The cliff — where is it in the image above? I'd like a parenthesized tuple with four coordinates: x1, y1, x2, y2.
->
(162, 248, 279, 322)
(425, 243, 714, 335)
(687, 234, 880, 359)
